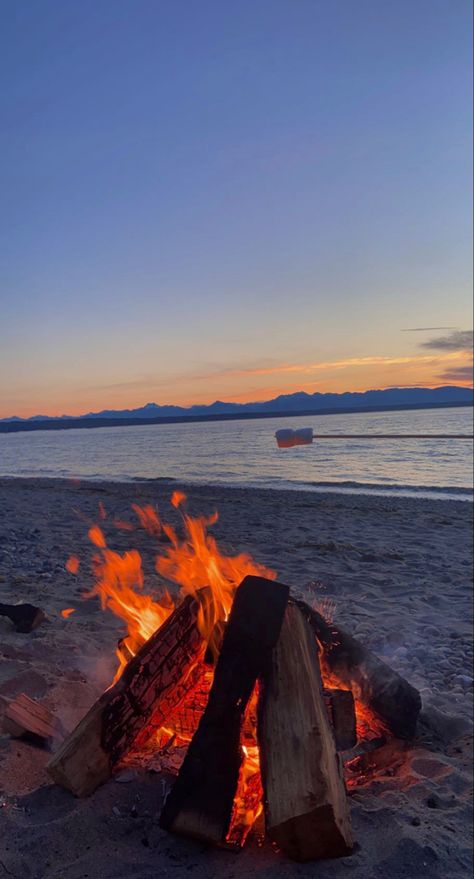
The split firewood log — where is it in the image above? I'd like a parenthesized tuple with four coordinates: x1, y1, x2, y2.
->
(48, 594, 203, 796)
(258, 602, 353, 861)
(1, 693, 62, 743)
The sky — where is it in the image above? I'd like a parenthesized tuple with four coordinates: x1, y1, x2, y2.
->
(0, 0, 472, 418)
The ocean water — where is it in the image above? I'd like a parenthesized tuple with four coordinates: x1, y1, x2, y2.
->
(0, 408, 472, 500)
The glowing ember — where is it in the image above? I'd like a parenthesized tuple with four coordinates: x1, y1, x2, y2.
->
(61, 608, 76, 618)
(226, 685, 263, 846)
(321, 663, 388, 741)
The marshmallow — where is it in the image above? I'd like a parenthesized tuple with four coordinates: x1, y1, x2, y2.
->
(293, 428, 313, 445)
(275, 429, 296, 448)
(275, 427, 313, 448)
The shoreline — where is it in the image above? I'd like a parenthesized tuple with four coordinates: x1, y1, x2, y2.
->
(1, 473, 473, 502)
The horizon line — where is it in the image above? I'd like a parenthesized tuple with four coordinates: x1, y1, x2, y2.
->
(2, 383, 473, 424)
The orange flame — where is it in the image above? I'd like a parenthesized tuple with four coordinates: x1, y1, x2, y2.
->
(155, 499, 275, 659)
(85, 539, 173, 684)
(61, 608, 76, 618)
(171, 490, 186, 508)
(81, 497, 274, 683)
(65, 555, 80, 574)
(132, 503, 162, 536)
(113, 518, 135, 531)
(98, 501, 107, 520)
(88, 525, 106, 548)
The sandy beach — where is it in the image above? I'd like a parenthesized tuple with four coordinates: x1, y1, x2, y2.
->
(0, 476, 472, 879)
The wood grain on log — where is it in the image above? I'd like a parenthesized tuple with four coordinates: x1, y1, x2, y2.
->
(294, 599, 421, 738)
(160, 575, 289, 847)
(48, 595, 203, 796)
(258, 603, 353, 862)
(1, 694, 61, 742)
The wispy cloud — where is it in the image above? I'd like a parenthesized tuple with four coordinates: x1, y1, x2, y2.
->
(401, 326, 457, 332)
(95, 351, 466, 394)
(199, 352, 464, 380)
(421, 329, 474, 352)
(438, 365, 474, 384)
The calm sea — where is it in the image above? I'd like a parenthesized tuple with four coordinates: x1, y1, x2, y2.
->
(0, 408, 472, 500)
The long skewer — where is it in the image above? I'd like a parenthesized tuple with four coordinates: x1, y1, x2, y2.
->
(298, 434, 472, 439)
(274, 428, 473, 447)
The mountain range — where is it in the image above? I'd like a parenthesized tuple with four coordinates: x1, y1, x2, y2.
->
(1, 385, 472, 431)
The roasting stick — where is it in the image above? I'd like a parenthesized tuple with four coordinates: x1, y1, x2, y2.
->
(275, 427, 473, 448)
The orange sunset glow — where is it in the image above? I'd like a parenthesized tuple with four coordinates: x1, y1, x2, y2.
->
(1, 348, 472, 420)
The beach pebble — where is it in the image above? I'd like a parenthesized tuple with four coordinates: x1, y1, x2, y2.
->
(424, 626, 440, 637)
(453, 675, 473, 688)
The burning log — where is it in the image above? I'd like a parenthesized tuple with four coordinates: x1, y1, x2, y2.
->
(48, 594, 203, 796)
(132, 660, 206, 751)
(160, 575, 290, 847)
(294, 599, 421, 738)
(0, 601, 45, 633)
(258, 602, 353, 862)
(1, 694, 61, 743)
(324, 689, 357, 751)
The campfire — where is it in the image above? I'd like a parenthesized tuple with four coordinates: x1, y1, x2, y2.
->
(47, 495, 421, 862)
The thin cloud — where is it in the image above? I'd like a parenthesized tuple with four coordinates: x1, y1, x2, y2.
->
(95, 351, 467, 394)
(421, 330, 474, 352)
(438, 365, 474, 383)
(204, 352, 462, 380)
(401, 326, 457, 332)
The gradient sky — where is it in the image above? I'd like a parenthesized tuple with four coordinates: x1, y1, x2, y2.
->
(0, 0, 472, 418)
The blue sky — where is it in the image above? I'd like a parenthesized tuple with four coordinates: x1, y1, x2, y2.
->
(0, 0, 472, 416)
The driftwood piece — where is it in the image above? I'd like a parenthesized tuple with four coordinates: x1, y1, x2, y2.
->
(324, 689, 357, 751)
(48, 595, 203, 796)
(1, 694, 61, 742)
(0, 602, 45, 633)
(160, 575, 290, 847)
(258, 602, 353, 862)
(294, 600, 421, 738)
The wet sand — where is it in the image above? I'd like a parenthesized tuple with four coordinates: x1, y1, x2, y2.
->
(0, 477, 472, 879)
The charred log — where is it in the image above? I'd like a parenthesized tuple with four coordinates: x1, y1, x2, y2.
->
(0, 602, 45, 633)
(294, 599, 421, 739)
(48, 594, 203, 796)
(324, 689, 357, 751)
(160, 575, 289, 847)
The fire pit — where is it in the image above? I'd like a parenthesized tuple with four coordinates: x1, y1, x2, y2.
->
(47, 496, 421, 863)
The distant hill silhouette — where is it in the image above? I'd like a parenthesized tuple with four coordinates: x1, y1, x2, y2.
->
(1, 386, 472, 433)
